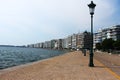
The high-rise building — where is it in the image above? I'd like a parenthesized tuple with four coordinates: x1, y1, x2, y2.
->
(62, 38, 68, 49)
(67, 35, 72, 49)
(57, 39, 63, 49)
(94, 25, 120, 48)
(77, 31, 91, 49)
(51, 39, 57, 49)
(71, 34, 77, 49)
(108, 25, 120, 41)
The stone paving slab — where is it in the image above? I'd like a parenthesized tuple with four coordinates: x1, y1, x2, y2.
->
(0, 51, 120, 80)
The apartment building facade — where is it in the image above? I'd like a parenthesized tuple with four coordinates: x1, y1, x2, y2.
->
(71, 34, 77, 49)
(94, 25, 120, 48)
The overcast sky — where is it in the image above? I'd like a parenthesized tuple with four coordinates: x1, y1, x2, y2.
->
(0, 0, 120, 45)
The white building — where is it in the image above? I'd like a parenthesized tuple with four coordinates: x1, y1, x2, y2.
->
(94, 25, 120, 48)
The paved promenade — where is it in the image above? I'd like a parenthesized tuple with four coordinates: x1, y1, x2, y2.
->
(0, 51, 120, 80)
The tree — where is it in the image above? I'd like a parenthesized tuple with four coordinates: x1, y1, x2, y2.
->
(102, 38, 115, 51)
(95, 43, 102, 50)
(113, 40, 120, 50)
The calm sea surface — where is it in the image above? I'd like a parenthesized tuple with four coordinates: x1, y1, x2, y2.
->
(0, 47, 67, 69)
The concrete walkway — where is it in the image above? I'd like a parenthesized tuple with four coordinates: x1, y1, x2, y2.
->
(0, 51, 120, 80)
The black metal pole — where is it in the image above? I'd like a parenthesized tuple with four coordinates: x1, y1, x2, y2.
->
(89, 15, 94, 67)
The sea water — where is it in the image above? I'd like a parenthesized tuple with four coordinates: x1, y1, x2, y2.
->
(0, 47, 67, 69)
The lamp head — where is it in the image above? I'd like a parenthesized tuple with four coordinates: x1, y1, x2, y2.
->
(88, 1, 96, 15)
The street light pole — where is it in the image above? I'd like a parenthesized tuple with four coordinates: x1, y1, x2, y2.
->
(88, 1, 96, 67)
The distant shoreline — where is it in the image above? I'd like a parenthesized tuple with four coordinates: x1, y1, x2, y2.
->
(0, 45, 26, 48)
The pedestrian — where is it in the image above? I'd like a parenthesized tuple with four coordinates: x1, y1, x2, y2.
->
(83, 49, 86, 56)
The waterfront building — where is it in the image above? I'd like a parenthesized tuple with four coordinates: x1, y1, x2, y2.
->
(33, 44, 36, 48)
(27, 25, 120, 50)
(52, 39, 63, 49)
(46, 41, 51, 48)
(77, 31, 91, 49)
(76, 33, 83, 49)
(108, 25, 120, 41)
(62, 38, 65, 49)
(71, 34, 77, 49)
(67, 35, 72, 49)
(51, 39, 57, 49)
(43, 41, 51, 48)
(27, 44, 34, 48)
(93, 29, 102, 48)
(62, 38, 69, 49)
(35, 43, 43, 48)
(39, 43, 44, 48)
(94, 25, 120, 48)
(54, 41, 58, 49)
(57, 39, 63, 49)
(43, 41, 47, 48)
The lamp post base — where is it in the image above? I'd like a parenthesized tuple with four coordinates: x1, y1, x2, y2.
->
(89, 54, 94, 67)
(89, 63, 94, 67)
